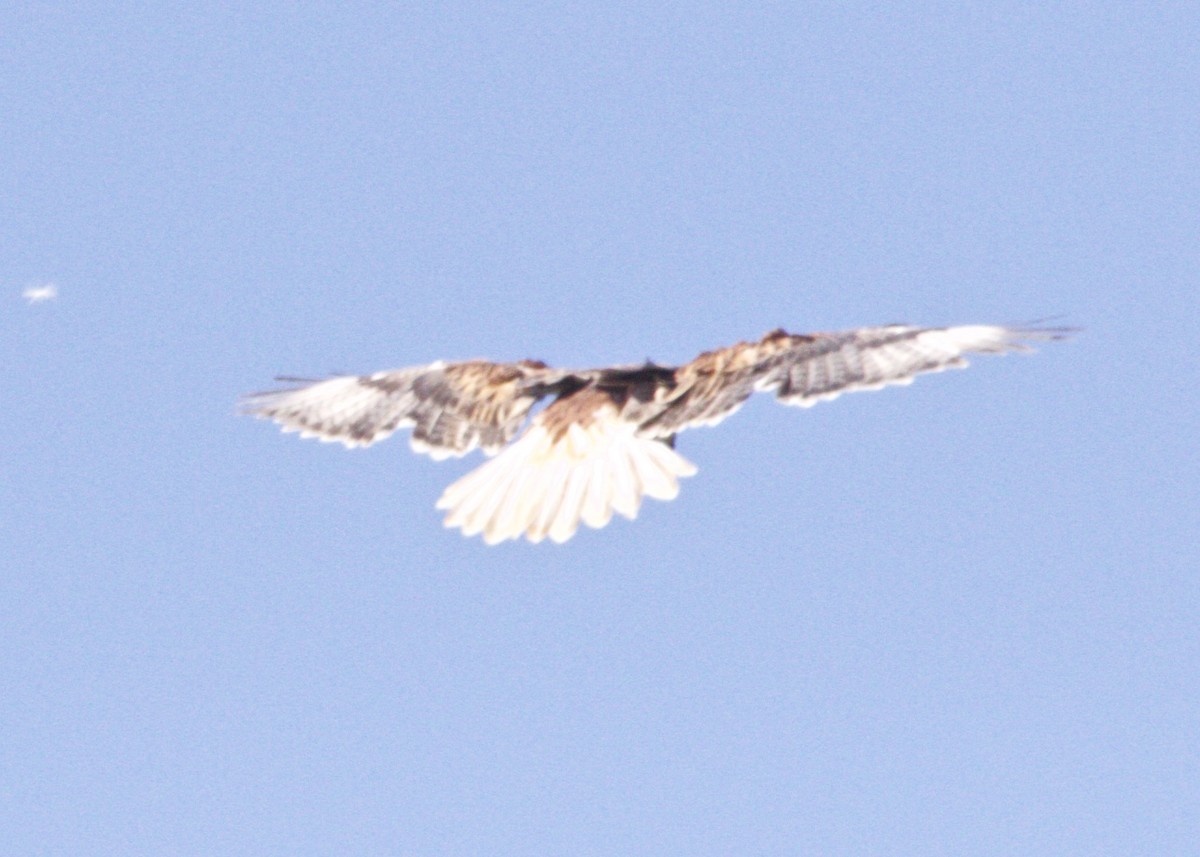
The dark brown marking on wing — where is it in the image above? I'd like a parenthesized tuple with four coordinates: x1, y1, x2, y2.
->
(407, 361, 545, 453)
(637, 330, 817, 433)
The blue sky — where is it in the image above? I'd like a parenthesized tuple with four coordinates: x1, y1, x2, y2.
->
(3, 4, 1197, 854)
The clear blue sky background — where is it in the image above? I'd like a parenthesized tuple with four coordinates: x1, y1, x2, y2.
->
(3, 4, 1197, 855)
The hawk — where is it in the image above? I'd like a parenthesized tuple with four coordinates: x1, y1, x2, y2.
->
(241, 323, 1071, 544)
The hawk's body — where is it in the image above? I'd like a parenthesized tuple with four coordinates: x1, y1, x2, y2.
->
(241, 323, 1070, 543)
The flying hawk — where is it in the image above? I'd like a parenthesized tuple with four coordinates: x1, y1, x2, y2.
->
(241, 323, 1070, 544)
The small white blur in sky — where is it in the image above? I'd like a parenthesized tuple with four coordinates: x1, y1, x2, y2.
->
(22, 283, 57, 304)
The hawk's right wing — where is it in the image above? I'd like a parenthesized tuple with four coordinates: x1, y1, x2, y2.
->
(239, 360, 564, 459)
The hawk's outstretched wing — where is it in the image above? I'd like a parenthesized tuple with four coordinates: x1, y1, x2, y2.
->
(242, 323, 1072, 544)
(239, 359, 568, 459)
(640, 324, 1073, 437)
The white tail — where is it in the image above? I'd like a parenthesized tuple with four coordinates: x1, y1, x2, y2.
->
(436, 414, 697, 544)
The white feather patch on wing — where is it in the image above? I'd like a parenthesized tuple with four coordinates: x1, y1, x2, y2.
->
(436, 408, 697, 544)
(242, 375, 414, 448)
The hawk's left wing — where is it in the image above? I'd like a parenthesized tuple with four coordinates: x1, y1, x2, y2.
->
(640, 324, 1073, 437)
